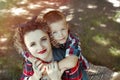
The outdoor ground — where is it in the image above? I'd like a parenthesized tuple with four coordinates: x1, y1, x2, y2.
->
(0, 0, 120, 80)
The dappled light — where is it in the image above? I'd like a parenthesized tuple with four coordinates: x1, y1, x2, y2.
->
(27, 3, 42, 9)
(113, 11, 120, 23)
(92, 35, 110, 46)
(42, 1, 56, 5)
(0, 37, 9, 51)
(0, 9, 9, 15)
(0, 46, 8, 50)
(109, 47, 120, 56)
(0, 0, 7, 3)
(87, 4, 97, 9)
(66, 14, 74, 21)
(111, 72, 120, 79)
(0, 0, 120, 79)
(78, 9, 84, 12)
(99, 23, 107, 28)
(41, 8, 55, 14)
(10, 7, 29, 16)
(107, 0, 120, 7)
(87, 69, 98, 73)
(59, 5, 69, 10)
(90, 27, 95, 30)
(0, 37, 7, 43)
(17, 0, 28, 5)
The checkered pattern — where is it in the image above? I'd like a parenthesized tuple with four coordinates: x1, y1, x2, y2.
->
(21, 33, 89, 80)
(61, 33, 89, 80)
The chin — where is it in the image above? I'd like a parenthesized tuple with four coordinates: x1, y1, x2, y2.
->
(59, 41, 66, 44)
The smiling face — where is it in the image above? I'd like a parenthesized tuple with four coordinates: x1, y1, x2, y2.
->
(24, 29, 52, 61)
(49, 20, 69, 44)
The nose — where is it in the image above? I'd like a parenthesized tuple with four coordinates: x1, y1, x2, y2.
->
(58, 31, 63, 37)
(37, 43, 43, 52)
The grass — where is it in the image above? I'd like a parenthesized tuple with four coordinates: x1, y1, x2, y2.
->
(0, 0, 120, 79)
(0, 49, 23, 80)
(76, 13, 120, 71)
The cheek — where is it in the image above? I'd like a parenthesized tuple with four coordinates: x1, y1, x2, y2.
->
(63, 31, 68, 35)
(27, 47, 34, 54)
(46, 41, 51, 49)
(53, 35, 57, 39)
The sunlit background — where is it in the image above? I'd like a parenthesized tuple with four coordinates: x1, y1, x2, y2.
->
(0, 0, 120, 80)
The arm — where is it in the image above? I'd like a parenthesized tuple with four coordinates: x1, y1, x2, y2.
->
(58, 55, 78, 70)
(58, 34, 80, 70)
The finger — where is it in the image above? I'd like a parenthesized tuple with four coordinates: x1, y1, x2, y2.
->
(61, 68, 66, 74)
(41, 66, 46, 73)
(35, 60, 42, 67)
(45, 65, 49, 73)
(33, 59, 39, 65)
(37, 63, 44, 71)
(33, 65, 37, 71)
(54, 62, 58, 69)
(50, 63, 54, 69)
(33, 60, 42, 71)
(48, 63, 51, 69)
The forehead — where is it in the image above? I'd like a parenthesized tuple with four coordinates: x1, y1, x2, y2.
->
(24, 29, 48, 42)
(49, 20, 67, 29)
(50, 20, 65, 26)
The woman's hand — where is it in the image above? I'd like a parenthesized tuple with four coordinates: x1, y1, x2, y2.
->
(46, 62, 62, 80)
(32, 60, 45, 80)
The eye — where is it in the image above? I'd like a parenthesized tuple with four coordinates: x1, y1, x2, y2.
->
(41, 37, 47, 42)
(52, 31, 57, 35)
(62, 28, 66, 31)
(30, 42, 35, 47)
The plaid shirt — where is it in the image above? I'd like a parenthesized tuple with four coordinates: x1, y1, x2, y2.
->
(20, 48, 65, 80)
(20, 59, 34, 80)
(21, 34, 89, 80)
(64, 33, 89, 69)
(61, 33, 89, 80)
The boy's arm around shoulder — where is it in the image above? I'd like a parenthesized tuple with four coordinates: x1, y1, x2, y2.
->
(58, 55, 78, 70)
(57, 33, 80, 70)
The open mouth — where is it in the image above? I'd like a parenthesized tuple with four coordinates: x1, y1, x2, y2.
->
(38, 49, 47, 54)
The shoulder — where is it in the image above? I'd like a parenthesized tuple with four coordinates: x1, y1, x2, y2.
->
(52, 47, 65, 61)
(52, 47, 65, 55)
(67, 33, 80, 44)
(69, 33, 79, 40)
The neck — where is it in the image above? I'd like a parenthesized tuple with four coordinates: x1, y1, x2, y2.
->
(47, 51, 53, 62)
(42, 51, 53, 63)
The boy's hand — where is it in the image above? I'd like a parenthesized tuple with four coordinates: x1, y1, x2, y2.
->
(46, 62, 62, 80)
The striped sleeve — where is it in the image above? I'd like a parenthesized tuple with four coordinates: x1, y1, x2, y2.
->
(65, 34, 81, 57)
(20, 59, 34, 80)
(65, 34, 89, 70)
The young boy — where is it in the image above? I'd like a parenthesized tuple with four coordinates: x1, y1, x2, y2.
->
(43, 10, 89, 80)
